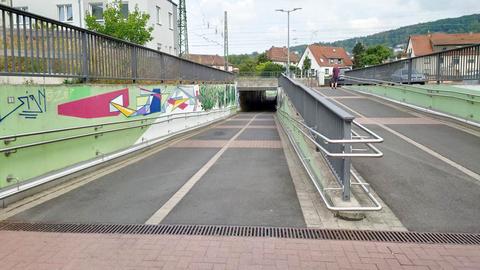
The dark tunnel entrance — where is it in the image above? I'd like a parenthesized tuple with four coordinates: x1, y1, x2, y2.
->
(239, 90, 277, 112)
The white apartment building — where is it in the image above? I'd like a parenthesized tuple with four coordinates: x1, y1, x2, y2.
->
(5, 0, 178, 55)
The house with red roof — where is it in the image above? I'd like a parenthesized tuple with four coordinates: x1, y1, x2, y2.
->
(406, 33, 480, 57)
(405, 33, 480, 79)
(186, 54, 234, 72)
(265, 46, 299, 67)
(297, 45, 353, 76)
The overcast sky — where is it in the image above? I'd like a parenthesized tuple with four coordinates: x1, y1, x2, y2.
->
(185, 0, 480, 55)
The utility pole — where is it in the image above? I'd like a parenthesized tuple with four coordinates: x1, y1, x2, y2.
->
(178, 0, 189, 57)
(276, 8, 302, 77)
(224, 11, 229, 72)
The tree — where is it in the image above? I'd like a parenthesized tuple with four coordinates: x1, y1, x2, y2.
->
(352, 42, 365, 68)
(238, 58, 257, 73)
(256, 52, 269, 65)
(258, 62, 284, 76)
(289, 65, 301, 76)
(302, 56, 311, 76)
(85, 1, 153, 45)
(354, 44, 393, 68)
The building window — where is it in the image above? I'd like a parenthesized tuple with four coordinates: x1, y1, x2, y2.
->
(156, 6, 161, 25)
(325, 68, 329, 75)
(58, 4, 73, 22)
(13, 7, 29, 26)
(157, 43, 162, 51)
(90, 3, 104, 20)
(168, 12, 173, 30)
(120, 2, 129, 18)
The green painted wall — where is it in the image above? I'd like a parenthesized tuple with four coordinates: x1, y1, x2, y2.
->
(348, 85, 480, 123)
(0, 83, 236, 189)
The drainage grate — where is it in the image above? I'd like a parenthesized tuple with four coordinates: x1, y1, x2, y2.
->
(0, 222, 479, 245)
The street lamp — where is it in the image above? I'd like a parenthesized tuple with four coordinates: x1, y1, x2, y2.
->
(276, 8, 301, 77)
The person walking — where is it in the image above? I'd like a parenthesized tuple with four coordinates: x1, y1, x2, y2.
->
(331, 65, 340, 89)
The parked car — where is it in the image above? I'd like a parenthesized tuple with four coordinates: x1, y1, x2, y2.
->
(391, 68, 426, 84)
(338, 67, 352, 85)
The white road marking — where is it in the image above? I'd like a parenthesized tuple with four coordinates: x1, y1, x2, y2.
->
(145, 114, 259, 225)
(316, 89, 480, 183)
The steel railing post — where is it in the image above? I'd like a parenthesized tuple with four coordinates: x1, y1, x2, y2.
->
(131, 46, 137, 83)
(81, 30, 89, 82)
(407, 58, 413, 84)
(436, 53, 442, 84)
(342, 120, 352, 201)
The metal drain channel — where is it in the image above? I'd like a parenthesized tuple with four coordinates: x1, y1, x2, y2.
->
(1, 223, 479, 245)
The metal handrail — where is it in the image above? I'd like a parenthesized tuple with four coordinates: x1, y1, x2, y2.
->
(0, 110, 211, 141)
(0, 4, 234, 82)
(347, 44, 480, 72)
(0, 107, 234, 154)
(278, 109, 383, 144)
(277, 110, 383, 158)
(344, 75, 480, 101)
(280, 117, 382, 211)
(0, 4, 232, 75)
(281, 75, 355, 121)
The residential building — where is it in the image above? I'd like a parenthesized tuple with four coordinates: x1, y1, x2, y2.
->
(9, 0, 179, 55)
(186, 54, 234, 72)
(297, 45, 353, 76)
(406, 32, 480, 57)
(265, 46, 299, 67)
(405, 33, 480, 80)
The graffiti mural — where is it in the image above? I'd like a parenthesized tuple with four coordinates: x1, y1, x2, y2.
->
(111, 88, 163, 117)
(58, 88, 129, 119)
(0, 89, 46, 122)
(198, 84, 236, 111)
(166, 85, 200, 112)
(56, 84, 236, 119)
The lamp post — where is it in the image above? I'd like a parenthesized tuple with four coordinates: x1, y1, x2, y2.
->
(276, 8, 301, 77)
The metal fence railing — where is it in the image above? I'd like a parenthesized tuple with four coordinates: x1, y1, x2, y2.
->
(346, 44, 480, 84)
(0, 4, 234, 82)
(278, 75, 383, 202)
(236, 71, 283, 78)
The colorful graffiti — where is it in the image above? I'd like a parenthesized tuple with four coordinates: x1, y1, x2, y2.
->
(57, 88, 129, 119)
(111, 88, 162, 117)
(166, 85, 200, 112)
(0, 89, 46, 122)
(56, 84, 234, 119)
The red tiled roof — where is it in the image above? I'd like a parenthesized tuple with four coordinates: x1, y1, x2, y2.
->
(265, 46, 299, 63)
(186, 54, 228, 67)
(409, 33, 480, 56)
(307, 45, 353, 67)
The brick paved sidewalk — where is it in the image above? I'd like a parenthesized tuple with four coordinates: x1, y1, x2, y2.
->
(1, 231, 479, 270)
